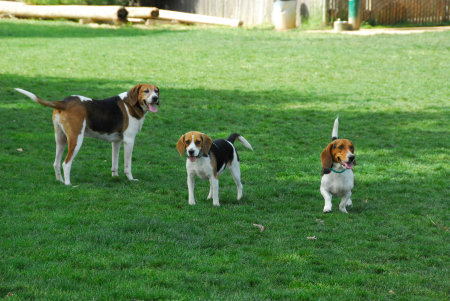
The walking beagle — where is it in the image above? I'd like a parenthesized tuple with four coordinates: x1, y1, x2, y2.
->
(320, 117, 356, 213)
(177, 131, 253, 206)
(15, 84, 159, 185)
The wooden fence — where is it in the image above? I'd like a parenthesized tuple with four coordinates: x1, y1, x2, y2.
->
(329, 0, 450, 25)
(154, 0, 450, 26)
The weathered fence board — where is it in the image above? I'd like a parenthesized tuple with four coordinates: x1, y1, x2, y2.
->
(329, 0, 450, 25)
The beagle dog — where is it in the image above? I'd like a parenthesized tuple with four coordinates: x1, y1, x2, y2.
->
(320, 117, 356, 213)
(177, 131, 253, 206)
(15, 84, 159, 185)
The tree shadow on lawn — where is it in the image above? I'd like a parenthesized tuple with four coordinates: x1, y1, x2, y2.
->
(1, 73, 448, 211)
(0, 20, 183, 39)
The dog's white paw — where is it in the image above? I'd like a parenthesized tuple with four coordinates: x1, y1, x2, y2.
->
(346, 199, 353, 207)
(323, 208, 332, 213)
(213, 201, 220, 207)
(339, 206, 348, 213)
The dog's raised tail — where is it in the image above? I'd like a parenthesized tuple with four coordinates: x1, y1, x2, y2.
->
(332, 116, 339, 141)
(15, 88, 66, 110)
(227, 133, 253, 151)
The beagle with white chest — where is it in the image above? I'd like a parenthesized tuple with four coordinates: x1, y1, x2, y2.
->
(320, 117, 356, 213)
(15, 84, 159, 185)
(177, 131, 253, 206)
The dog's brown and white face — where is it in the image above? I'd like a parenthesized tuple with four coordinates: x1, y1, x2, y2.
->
(127, 84, 159, 113)
(177, 131, 212, 162)
(321, 139, 356, 171)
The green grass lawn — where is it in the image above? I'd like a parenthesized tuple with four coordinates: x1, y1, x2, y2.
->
(0, 19, 449, 300)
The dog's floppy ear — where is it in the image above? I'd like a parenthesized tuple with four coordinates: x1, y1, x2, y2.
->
(201, 133, 212, 154)
(127, 84, 142, 106)
(177, 134, 186, 157)
(321, 142, 334, 172)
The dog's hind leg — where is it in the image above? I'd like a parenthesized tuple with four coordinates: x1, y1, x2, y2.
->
(111, 141, 121, 177)
(229, 160, 243, 200)
(209, 177, 220, 206)
(207, 184, 212, 200)
(53, 123, 67, 183)
(62, 120, 86, 185)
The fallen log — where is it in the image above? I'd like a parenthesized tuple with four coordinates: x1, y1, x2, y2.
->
(156, 9, 242, 27)
(0, 2, 127, 22)
(126, 6, 159, 19)
(0, 1, 159, 23)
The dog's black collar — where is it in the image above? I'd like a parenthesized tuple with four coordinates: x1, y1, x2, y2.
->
(194, 142, 219, 159)
(190, 152, 208, 159)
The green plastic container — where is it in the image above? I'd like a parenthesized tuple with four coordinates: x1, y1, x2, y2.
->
(348, 0, 361, 30)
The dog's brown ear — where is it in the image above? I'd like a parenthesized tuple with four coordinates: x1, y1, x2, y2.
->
(127, 84, 142, 106)
(321, 142, 334, 172)
(176, 134, 186, 157)
(201, 133, 212, 154)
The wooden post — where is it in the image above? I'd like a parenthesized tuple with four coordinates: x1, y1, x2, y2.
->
(323, 0, 329, 26)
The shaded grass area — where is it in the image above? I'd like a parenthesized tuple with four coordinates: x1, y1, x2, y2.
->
(0, 19, 449, 299)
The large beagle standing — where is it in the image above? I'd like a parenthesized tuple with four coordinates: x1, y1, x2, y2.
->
(320, 117, 356, 213)
(15, 84, 159, 185)
(177, 131, 253, 206)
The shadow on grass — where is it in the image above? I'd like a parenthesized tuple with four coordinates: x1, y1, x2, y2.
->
(0, 20, 183, 39)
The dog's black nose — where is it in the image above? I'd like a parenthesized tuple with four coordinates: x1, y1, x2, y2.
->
(188, 150, 195, 156)
(348, 155, 355, 162)
(152, 95, 158, 102)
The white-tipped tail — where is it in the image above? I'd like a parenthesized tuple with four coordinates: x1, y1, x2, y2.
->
(237, 135, 253, 151)
(15, 88, 38, 102)
(332, 116, 339, 140)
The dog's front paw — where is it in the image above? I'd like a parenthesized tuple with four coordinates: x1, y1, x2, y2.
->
(213, 201, 220, 207)
(339, 205, 348, 213)
(125, 173, 137, 181)
(346, 199, 353, 207)
(323, 207, 332, 213)
(189, 200, 196, 205)
(112, 171, 119, 177)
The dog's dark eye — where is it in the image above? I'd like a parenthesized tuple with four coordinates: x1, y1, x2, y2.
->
(339, 145, 344, 150)
(185, 140, 191, 145)
(144, 89, 150, 93)
(195, 140, 201, 145)
(350, 146, 354, 152)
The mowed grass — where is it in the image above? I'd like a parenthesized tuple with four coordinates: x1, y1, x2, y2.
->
(0, 19, 449, 299)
